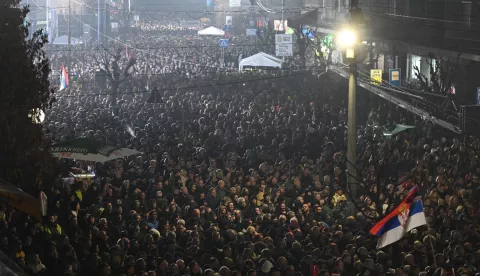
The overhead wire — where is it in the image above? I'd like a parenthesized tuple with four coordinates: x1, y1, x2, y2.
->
(26, 0, 480, 21)
(44, 40, 311, 52)
(25, 6, 480, 43)
(54, 71, 313, 98)
(55, 12, 323, 74)
(25, 3, 474, 84)
(26, 1, 480, 128)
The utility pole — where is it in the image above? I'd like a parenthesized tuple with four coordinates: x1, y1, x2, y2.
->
(68, 0, 71, 71)
(346, 60, 357, 198)
(46, 0, 49, 38)
(346, 0, 362, 199)
(26, 0, 30, 38)
(221, 47, 225, 67)
(104, 0, 107, 46)
(68, 0, 71, 47)
(98, 0, 101, 44)
(281, 0, 285, 62)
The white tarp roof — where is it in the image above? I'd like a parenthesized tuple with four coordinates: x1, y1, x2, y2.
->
(239, 52, 283, 70)
(52, 35, 84, 45)
(197, 26, 225, 36)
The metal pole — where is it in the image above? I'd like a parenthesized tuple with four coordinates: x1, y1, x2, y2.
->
(281, 0, 284, 31)
(222, 47, 225, 67)
(103, 1, 107, 46)
(46, 0, 49, 37)
(97, 0, 101, 44)
(26, 0, 30, 38)
(68, 0, 71, 48)
(182, 110, 185, 141)
(67, 0, 71, 78)
(347, 62, 357, 198)
(128, 0, 131, 12)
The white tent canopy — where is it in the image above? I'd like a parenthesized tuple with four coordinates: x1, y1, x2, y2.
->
(52, 35, 84, 45)
(239, 52, 283, 71)
(197, 26, 225, 36)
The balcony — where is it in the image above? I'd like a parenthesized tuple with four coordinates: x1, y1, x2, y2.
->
(359, 0, 480, 56)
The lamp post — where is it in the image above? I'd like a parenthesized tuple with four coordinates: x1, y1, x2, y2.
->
(337, 28, 358, 198)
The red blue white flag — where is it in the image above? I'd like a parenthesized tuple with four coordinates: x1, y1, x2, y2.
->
(370, 187, 426, 248)
(59, 63, 69, 91)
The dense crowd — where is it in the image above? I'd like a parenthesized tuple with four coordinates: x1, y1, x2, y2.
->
(2, 19, 480, 276)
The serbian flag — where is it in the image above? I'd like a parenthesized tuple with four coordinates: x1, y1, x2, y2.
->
(370, 187, 426, 248)
(59, 64, 69, 91)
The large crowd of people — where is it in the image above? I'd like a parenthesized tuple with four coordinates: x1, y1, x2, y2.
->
(2, 18, 480, 276)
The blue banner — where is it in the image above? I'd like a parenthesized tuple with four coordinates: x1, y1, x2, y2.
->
(389, 69, 401, 86)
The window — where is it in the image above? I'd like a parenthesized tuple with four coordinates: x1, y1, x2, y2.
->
(409, 54, 421, 80)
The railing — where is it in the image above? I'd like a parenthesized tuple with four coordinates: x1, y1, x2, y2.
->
(329, 65, 462, 133)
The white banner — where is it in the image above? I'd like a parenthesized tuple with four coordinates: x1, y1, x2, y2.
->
(275, 34, 293, 57)
(229, 0, 241, 7)
(246, 29, 257, 36)
(226, 16, 233, 25)
(275, 44, 293, 57)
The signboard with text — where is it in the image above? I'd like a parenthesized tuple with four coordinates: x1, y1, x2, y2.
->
(246, 29, 257, 36)
(370, 69, 382, 85)
(275, 34, 293, 57)
(226, 16, 232, 25)
(229, 0, 241, 7)
(389, 69, 401, 86)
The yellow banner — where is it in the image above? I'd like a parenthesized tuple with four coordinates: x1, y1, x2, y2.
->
(370, 69, 382, 85)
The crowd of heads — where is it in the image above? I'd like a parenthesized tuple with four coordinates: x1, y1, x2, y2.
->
(2, 19, 480, 276)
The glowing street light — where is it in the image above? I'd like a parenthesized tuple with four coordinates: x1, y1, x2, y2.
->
(337, 27, 358, 198)
(336, 29, 357, 49)
(337, 28, 357, 59)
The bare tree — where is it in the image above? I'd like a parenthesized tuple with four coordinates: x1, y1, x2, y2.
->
(292, 24, 316, 68)
(256, 22, 276, 54)
(318, 33, 335, 65)
(1, 0, 55, 191)
(413, 53, 460, 95)
(93, 46, 136, 100)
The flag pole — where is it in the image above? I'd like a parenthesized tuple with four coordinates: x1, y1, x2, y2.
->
(428, 232, 438, 268)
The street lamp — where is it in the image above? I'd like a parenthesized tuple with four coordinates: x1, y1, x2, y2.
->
(337, 29, 357, 49)
(336, 27, 358, 198)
